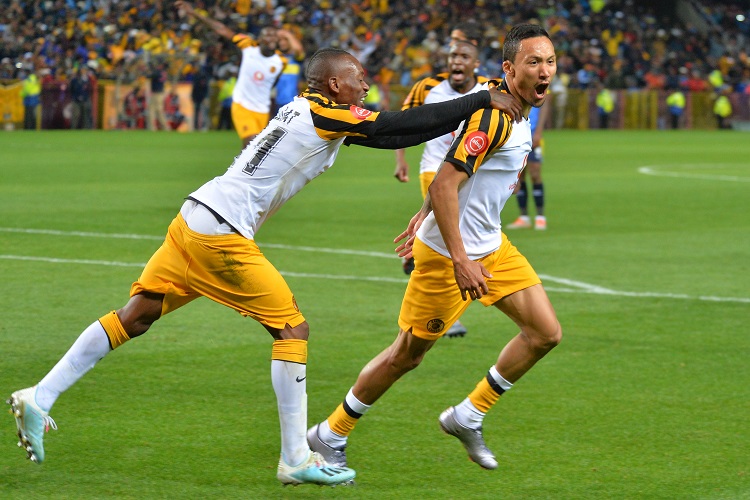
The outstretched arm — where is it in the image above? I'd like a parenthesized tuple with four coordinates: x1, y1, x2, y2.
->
(369, 88, 521, 137)
(176, 1, 236, 40)
(345, 88, 522, 149)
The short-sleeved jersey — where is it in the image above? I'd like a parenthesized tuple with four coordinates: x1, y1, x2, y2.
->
(190, 91, 387, 240)
(232, 35, 287, 113)
(402, 73, 489, 174)
(417, 80, 532, 260)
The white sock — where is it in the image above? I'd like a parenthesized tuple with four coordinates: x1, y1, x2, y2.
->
(319, 388, 371, 449)
(454, 398, 485, 429)
(35, 321, 112, 412)
(488, 365, 514, 392)
(271, 359, 309, 467)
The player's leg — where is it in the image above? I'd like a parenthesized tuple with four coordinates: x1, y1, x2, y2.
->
(527, 152, 546, 229)
(310, 239, 466, 466)
(308, 329, 436, 466)
(8, 291, 166, 464)
(8, 216, 199, 464)
(442, 237, 560, 469)
(180, 224, 354, 485)
(265, 322, 355, 485)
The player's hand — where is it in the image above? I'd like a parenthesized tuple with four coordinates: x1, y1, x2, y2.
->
(394, 210, 428, 259)
(488, 88, 523, 123)
(394, 161, 410, 182)
(453, 259, 492, 301)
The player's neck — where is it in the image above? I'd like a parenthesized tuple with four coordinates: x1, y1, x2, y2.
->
(450, 77, 476, 94)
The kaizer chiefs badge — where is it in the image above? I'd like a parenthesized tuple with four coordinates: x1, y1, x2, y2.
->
(426, 319, 445, 333)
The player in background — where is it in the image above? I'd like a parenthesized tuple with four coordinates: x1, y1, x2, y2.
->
(393, 23, 487, 338)
(176, 1, 285, 147)
(7, 48, 523, 485)
(274, 28, 305, 113)
(308, 24, 561, 473)
(507, 98, 551, 230)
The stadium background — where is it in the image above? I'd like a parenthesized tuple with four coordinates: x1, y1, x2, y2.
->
(1, 0, 749, 131)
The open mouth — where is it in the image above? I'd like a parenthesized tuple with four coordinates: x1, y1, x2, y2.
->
(535, 83, 549, 98)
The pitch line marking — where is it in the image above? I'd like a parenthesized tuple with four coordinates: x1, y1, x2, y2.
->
(0, 227, 396, 259)
(1, 253, 747, 304)
(637, 163, 750, 182)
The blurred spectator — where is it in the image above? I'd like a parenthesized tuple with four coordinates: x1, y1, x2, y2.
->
(148, 62, 169, 131)
(666, 89, 686, 129)
(20, 70, 41, 130)
(122, 84, 147, 130)
(550, 71, 569, 129)
(595, 82, 615, 129)
(191, 66, 211, 131)
(274, 28, 305, 113)
(217, 70, 237, 131)
(69, 66, 95, 129)
(164, 89, 186, 131)
(713, 88, 733, 129)
(0, 0, 749, 128)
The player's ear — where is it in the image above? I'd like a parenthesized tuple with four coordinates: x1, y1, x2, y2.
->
(328, 76, 339, 94)
(502, 60, 513, 76)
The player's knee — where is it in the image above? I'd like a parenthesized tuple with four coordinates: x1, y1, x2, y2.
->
(116, 293, 163, 337)
(528, 321, 562, 353)
(540, 321, 562, 351)
(286, 321, 309, 340)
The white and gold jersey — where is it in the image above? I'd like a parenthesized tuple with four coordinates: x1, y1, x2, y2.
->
(232, 35, 286, 113)
(417, 81, 532, 260)
(189, 87, 493, 241)
(402, 73, 488, 174)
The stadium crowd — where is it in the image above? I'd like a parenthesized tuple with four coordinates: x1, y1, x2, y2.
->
(1, 0, 749, 124)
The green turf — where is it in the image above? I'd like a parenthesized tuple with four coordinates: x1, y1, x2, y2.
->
(1, 130, 748, 499)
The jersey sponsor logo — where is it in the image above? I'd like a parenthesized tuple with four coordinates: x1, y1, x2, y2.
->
(426, 319, 445, 333)
(464, 131, 489, 156)
(254, 70, 265, 82)
(349, 105, 372, 119)
(509, 154, 530, 191)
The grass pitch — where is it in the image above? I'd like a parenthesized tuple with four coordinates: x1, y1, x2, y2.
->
(1, 129, 748, 499)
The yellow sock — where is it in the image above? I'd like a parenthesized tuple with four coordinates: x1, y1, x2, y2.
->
(467, 376, 502, 414)
(327, 403, 359, 437)
(271, 339, 308, 363)
(98, 311, 131, 349)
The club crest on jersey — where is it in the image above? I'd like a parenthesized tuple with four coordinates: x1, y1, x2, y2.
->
(350, 106, 372, 119)
(426, 319, 445, 333)
(464, 131, 489, 156)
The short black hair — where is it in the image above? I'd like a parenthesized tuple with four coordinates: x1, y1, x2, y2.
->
(503, 24, 551, 62)
(305, 47, 352, 88)
(451, 21, 482, 47)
